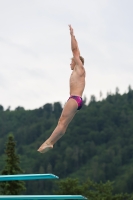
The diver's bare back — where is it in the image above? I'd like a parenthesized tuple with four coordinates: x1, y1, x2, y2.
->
(70, 64, 86, 97)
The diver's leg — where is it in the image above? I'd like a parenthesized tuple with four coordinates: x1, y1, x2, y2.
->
(37, 98, 78, 153)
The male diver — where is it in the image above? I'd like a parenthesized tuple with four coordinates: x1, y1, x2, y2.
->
(37, 25, 86, 153)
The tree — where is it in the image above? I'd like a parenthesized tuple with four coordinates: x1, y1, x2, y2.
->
(127, 85, 133, 103)
(115, 87, 119, 94)
(54, 177, 133, 200)
(15, 106, 25, 111)
(0, 105, 4, 111)
(53, 102, 62, 118)
(0, 134, 26, 195)
(54, 178, 83, 195)
(99, 91, 103, 100)
(90, 95, 96, 103)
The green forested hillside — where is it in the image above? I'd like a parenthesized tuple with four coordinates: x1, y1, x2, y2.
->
(0, 86, 133, 194)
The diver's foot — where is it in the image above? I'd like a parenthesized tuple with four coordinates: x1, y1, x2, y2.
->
(37, 140, 53, 153)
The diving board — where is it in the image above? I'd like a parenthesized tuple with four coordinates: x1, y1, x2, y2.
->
(0, 195, 87, 199)
(0, 174, 59, 181)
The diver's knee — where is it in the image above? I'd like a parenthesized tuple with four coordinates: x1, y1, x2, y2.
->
(58, 116, 65, 125)
(58, 119, 68, 133)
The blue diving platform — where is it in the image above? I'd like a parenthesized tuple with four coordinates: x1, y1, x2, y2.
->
(0, 174, 59, 181)
(0, 195, 87, 199)
(0, 173, 87, 199)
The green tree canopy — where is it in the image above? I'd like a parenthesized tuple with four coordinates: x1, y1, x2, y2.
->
(0, 133, 26, 195)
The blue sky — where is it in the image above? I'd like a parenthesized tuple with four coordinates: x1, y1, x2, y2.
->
(0, 0, 133, 110)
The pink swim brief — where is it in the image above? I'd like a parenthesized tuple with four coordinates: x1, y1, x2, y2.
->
(68, 95, 83, 110)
